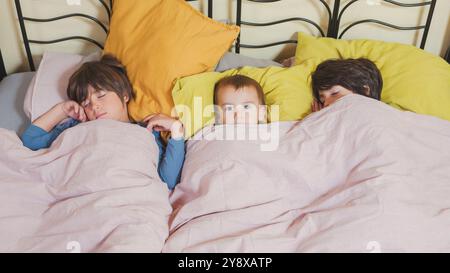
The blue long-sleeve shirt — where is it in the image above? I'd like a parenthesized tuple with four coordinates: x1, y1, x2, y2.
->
(20, 119, 185, 190)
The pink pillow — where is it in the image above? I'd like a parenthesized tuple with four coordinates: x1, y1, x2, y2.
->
(23, 51, 101, 122)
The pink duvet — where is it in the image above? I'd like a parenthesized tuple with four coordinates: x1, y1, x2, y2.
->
(1, 95, 450, 252)
(164, 95, 450, 252)
(0, 120, 171, 252)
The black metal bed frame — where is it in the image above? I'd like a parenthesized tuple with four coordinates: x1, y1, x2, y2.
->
(235, 0, 333, 53)
(334, 0, 436, 49)
(235, 0, 437, 52)
(0, 50, 6, 81)
(446, 45, 450, 63)
(14, 0, 114, 72)
(0, 0, 445, 81)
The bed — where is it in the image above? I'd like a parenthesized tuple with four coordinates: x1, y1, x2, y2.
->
(1, 0, 450, 253)
(2, 0, 447, 132)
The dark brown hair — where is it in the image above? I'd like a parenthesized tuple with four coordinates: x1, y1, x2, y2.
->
(213, 74, 266, 105)
(67, 54, 134, 104)
(311, 58, 383, 104)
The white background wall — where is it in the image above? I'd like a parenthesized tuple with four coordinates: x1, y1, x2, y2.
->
(1, 0, 449, 74)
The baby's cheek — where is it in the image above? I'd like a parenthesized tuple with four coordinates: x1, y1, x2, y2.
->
(224, 111, 234, 124)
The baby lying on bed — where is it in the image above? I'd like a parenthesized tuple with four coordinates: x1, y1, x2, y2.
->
(21, 54, 185, 190)
(198, 74, 279, 151)
(310, 58, 383, 112)
(214, 74, 267, 124)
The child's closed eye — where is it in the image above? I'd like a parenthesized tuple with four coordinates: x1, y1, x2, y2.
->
(96, 91, 106, 98)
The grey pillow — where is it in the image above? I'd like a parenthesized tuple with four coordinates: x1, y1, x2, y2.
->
(214, 52, 282, 72)
(0, 72, 35, 134)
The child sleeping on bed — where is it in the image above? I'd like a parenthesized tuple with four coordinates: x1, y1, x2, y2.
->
(310, 58, 383, 112)
(20, 54, 185, 190)
(213, 74, 267, 124)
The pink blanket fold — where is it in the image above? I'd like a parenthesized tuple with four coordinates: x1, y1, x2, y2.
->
(0, 120, 171, 252)
(164, 94, 450, 253)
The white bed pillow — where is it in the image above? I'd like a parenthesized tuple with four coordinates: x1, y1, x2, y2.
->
(23, 51, 101, 122)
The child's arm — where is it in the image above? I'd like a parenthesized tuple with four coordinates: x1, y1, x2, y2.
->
(21, 101, 86, 150)
(153, 129, 185, 190)
(33, 101, 86, 131)
(143, 114, 186, 190)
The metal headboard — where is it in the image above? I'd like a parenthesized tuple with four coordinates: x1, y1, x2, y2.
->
(334, 0, 437, 49)
(14, 0, 113, 71)
(233, 0, 437, 53)
(13, 0, 213, 72)
(234, 0, 338, 53)
(5, 0, 443, 78)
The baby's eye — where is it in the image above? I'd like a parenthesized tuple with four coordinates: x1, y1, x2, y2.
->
(224, 105, 234, 111)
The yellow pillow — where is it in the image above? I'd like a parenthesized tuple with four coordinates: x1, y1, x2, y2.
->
(295, 32, 450, 121)
(104, 0, 240, 121)
(172, 64, 317, 137)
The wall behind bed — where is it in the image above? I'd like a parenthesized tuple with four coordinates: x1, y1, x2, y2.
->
(1, 0, 449, 74)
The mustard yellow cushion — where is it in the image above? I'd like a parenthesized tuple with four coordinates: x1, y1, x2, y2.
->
(295, 32, 450, 121)
(104, 0, 240, 121)
(172, 64, 317, 137)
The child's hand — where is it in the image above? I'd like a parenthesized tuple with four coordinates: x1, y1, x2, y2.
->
(281, 56, 296, 67)
(311, 99, 323, 113)
(143, 113, 185, 140)
(61, 101, 87, 122)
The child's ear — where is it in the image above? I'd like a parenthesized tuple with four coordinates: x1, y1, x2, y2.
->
(124, 95, 129, 103)
(363, 85, 371, 96)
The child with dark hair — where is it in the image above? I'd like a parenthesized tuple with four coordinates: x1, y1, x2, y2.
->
(311, 58, 383, 112)
(21, 54, 185, 190)
(213, 74, 267, 124)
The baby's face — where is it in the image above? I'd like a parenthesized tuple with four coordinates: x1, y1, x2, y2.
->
(318, 85, 354, 107)
(216, 85, 266, 124)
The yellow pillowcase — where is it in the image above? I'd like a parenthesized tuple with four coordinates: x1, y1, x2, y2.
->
(104, 0, 240, 121)
(172, 64, 317, 137)
(295, 32, 450, 121)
